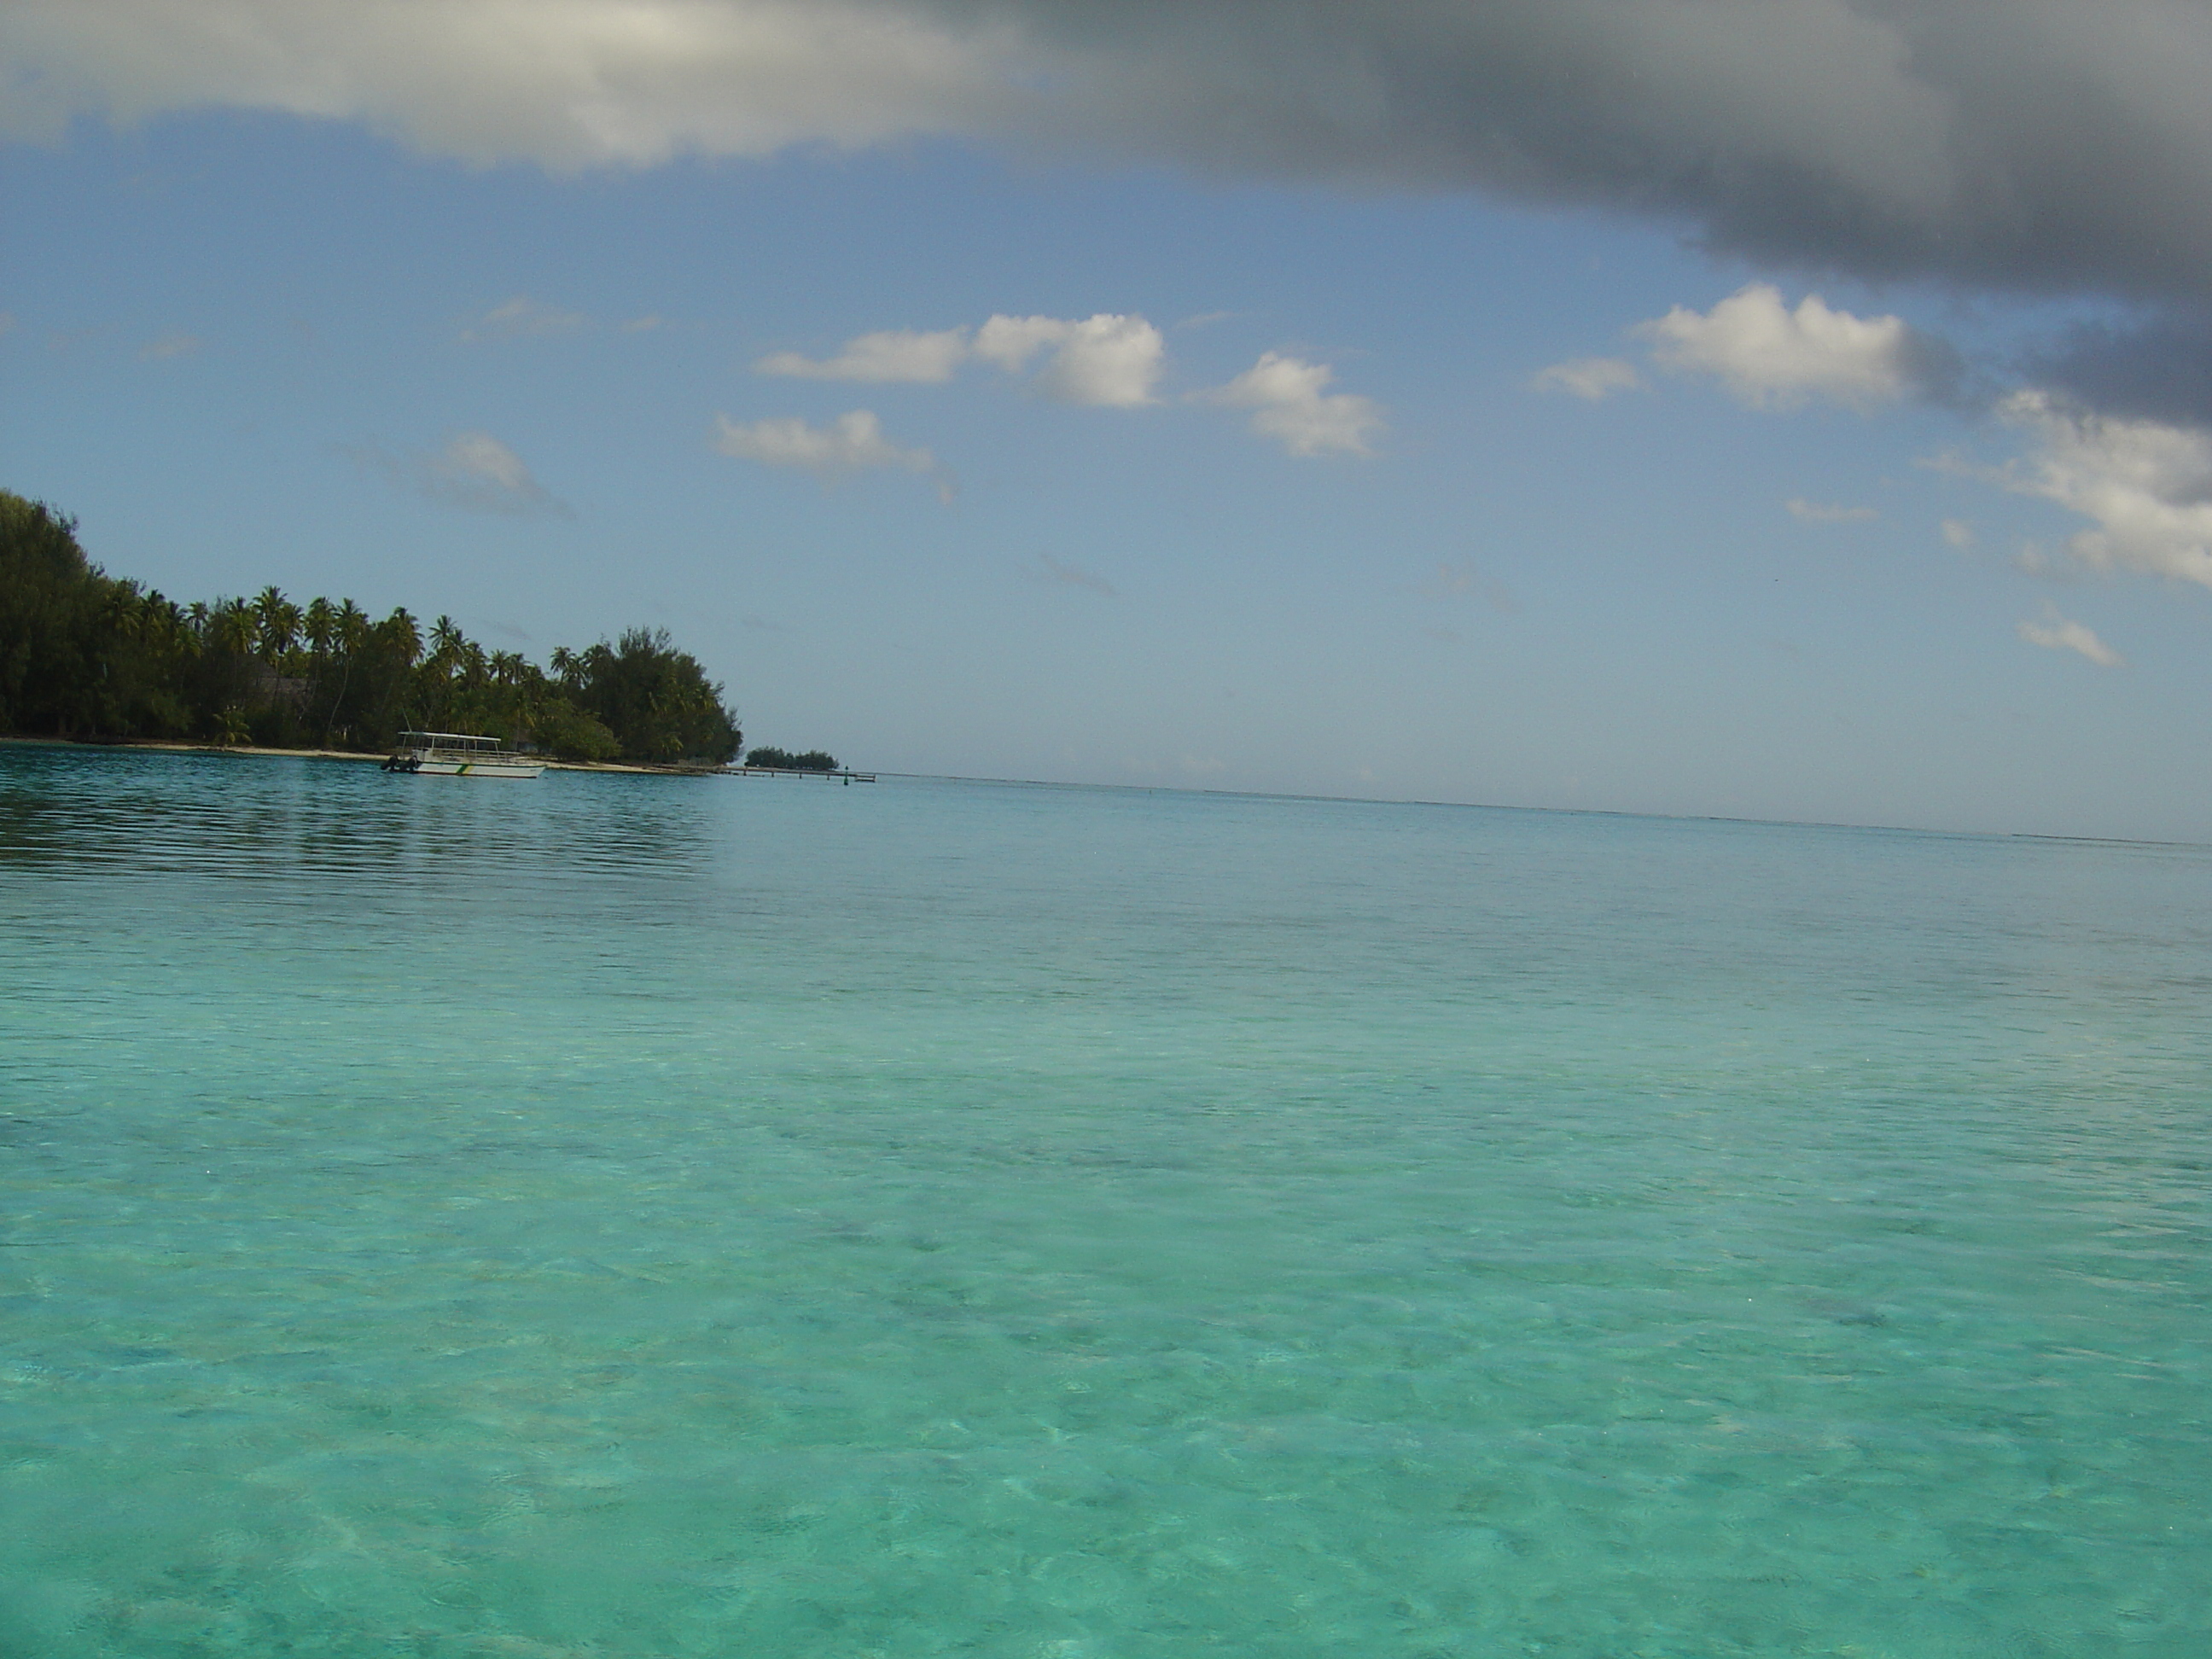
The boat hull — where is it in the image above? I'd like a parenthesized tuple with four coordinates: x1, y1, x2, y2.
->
(382, 752, 544, 778)
(410, 758, 544, 778)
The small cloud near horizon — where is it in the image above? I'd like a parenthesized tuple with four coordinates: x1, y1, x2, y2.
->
(1532, 356, 1641, 400)
(1031, 553, 1116, 596)
(461, 295, 585, 342)
(139, 331, 201, 361)
(345, 430, 571, 517)
(2018, 605, 2123, 667)
(759, 327, 969, 384)
(712, 410, 935, 478)
(756, 313, 1167, 407)
(1421, 561, 1518, 612)
(2012, 542, 2076, 580)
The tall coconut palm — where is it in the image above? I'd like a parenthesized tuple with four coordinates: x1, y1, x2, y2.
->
(335, 599, 368, 651)
(209, 599, 254, 656)
(303, 596, 335, 659)
(201, 599, 256, 730)
(252, 585, 302, 665)
(381, 608, 422, 664)
(321, 599, 372, 749)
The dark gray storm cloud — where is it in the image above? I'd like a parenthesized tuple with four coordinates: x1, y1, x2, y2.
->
(2029, 316, 2212, 428)
(913, 0, 2212, 311)
(15, 1, 2212, 303)
(944, 0, 2212, 418)
(11, 0, 2210, 409)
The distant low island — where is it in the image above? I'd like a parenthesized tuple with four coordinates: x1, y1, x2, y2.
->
(741, 747, 841, 772)
(1, 492, 830, 771)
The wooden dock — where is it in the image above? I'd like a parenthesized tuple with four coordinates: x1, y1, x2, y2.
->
(729, 765, 876, 784)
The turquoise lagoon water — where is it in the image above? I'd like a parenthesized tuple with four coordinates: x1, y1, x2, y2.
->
(3, 746, 2209, 1658)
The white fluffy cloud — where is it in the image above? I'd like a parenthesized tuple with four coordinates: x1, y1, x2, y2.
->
(2018, 608, 2123, 667)
(757, 328, 969, 382)
(754, 313, 1163, 405)
(1990, 390, 2212, 589)
(1638, 284, 1924, 410)
(742, 313, 1366, 456)
(973, 313, 1163, 406)
(1202, 352, 1382, 457)
(712, 409, 933, 474)
(969, 314, 1064, 374)
(1531, 357, 1641, 401)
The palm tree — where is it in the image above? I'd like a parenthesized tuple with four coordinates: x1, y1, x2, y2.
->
(137, 591, 184, 658)
(97, 579, 145, 645)
(209, 599, 253, 656)
(197, 599, 256, 731)
(381, 608, 422, 664)
(252, 585, 301, 664)
(321, 599, 371, 749)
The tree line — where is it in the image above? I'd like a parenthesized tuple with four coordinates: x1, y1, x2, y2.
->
(743, 747, 841, 771)
(0, 492, 743, 764)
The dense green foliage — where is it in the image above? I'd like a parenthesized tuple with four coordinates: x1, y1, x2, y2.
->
(745, 747, 840, 771)
(0, 492, 743, 764)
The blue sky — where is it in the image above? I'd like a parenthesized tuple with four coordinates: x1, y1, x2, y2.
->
(6, 3, 2212, 837)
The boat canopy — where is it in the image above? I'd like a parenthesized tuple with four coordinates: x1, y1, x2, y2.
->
(398, 731, 505, 749)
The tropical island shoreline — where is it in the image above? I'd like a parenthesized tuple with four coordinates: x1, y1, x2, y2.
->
(3, 492, 843, 774)
(0, 732, 737, 776)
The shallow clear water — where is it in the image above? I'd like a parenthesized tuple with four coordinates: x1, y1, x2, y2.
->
(3, 747, 2209, 1657)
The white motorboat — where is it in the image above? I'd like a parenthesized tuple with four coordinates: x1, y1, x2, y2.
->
(381, 731, 544, 778)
